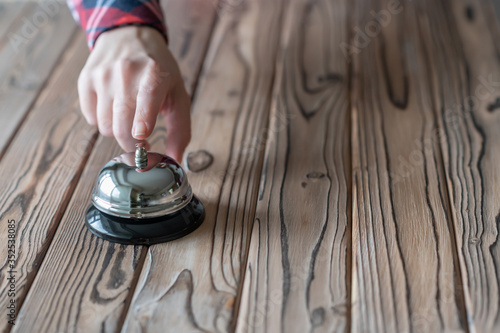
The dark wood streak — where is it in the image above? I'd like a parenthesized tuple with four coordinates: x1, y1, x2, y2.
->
(208, 21, 251, 290)
(237, 0, 350, 331)
(379, 33, 409, 110)
(304, 106, 333, 323)
(487, 97, 500, 112)
(350, 0, 469, 331)
(416, 7, 469, 328)
(465, 5, 474, 21)
(0, 34, 101, 333)
(279, 72, 292, 325)
(489, 213, 500, 324)
(451, 0, 491, 325)
(180, 30, 193, 58)
(374, 76, 405, 331)
(294, 0, 342, 120)
(124, 0, 285, 331)
(138, 269, 208, 332)
(410, 0, 500, 330)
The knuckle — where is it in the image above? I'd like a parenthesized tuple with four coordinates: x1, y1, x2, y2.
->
(139, 83, 157, 96)
(115, 58, 138, 76)
(91, 66, 112, 84)
(114, 97, 135, 113)
(140, 59, 171, 94)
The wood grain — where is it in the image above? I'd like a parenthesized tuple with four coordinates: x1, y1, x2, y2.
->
(9, 0, 500, 331)
(0, 32, 97, 333)
(350, 0, 468, 331)
(13, 0, 220, 332)
(0, 2, 28, 42)
(160, 0, 219, 95)
(418, 0, 500, 330)
(0, 2, 76, 159)
(122, 0, 284, 331)
(13, 117, 172, 332)
(234, 0, 350, 331)
(12, 136, 138, 333)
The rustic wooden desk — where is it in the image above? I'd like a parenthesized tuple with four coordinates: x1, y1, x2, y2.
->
(1, 0, 500, 331)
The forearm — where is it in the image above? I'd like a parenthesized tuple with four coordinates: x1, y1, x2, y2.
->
(66, 0, 167, 49)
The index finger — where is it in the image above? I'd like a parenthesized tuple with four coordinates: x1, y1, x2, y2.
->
(132, 60, 170, 140)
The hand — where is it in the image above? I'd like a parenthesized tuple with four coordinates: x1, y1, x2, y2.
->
(77, 26, 191, 162)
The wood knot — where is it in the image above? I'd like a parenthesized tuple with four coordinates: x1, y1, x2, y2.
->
(186, 150, 213, 172)
(306, 172, 325, 179)
(469, 237, 480, 245)
(311, 307, 325, 326)
(487, 97, 500, 112)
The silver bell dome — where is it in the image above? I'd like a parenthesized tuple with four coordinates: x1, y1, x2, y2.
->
(91, 144, 193, 219)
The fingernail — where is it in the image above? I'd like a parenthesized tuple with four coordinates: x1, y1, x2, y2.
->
(134, 121, 147, 137)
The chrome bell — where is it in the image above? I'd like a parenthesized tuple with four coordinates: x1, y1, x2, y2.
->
(85, 143, 205, 245)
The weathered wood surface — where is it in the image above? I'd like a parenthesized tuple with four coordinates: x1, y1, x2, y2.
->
(0, 2, 28, 42)
(350, 0, 468, 332)
(160, 0, 219, 95)
(0, 2, 76, 158)
(235, 0, 350, 331)
(422, 0, 500, 330)
(6, 0, 500, 332)
(122, 0, 285, 331)
(12, 0, 220, 332)
(0, 33, 97, 333)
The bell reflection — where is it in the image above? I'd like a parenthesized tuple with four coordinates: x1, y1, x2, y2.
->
(86, 148, 205, 245)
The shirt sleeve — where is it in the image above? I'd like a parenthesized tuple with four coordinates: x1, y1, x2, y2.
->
(67, 0, 167, 50)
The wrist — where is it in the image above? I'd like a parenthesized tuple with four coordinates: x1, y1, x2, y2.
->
(94, 25, 167, 51)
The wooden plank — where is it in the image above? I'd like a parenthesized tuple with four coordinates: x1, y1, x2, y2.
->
(13, 1, 219, 332)
(349, 0, 468, 331)
(0, 32, 97, 333)
(121, 0, 284, 331)
(234, 0, 350, 331)
(12, 133, 142, 333)
(0, 1, 77, 159)
(13, 126, 167, 332)
(418, 0, 500, 330)
(0, 2, 29, 42)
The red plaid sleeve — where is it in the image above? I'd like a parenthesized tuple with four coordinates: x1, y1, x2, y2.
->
(67, 0, 167, 50)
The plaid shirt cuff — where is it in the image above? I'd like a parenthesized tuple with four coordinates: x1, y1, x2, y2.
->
(67, 0, 167, 50)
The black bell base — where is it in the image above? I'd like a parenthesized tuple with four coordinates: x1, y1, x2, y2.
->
(85, 196, 205, 245)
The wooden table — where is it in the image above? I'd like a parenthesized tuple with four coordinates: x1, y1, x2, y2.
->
(2, 0, 500, 331)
